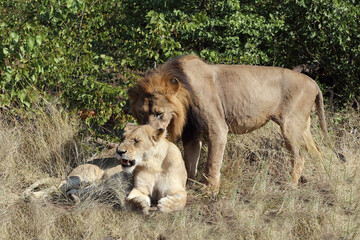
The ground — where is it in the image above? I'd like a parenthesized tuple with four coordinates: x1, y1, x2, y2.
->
(0, 105, 359, 240)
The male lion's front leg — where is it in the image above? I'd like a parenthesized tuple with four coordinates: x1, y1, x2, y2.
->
(157, 191, 187, 213)
(183, 137, 202, 180)
(126, 188, 151, 215)
(204, 123, 228, 193)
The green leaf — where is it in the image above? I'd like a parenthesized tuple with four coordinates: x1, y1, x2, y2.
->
(10, 32, 19, 43)
(28, 36, 35, 50)
(66, 0, 74, 8)
(154, 52, 159, 60)
(19, 91, 26, 102)
(3, 47, 9, 55)
(36, 35, 42, 46)
(23, 100, 31, 108)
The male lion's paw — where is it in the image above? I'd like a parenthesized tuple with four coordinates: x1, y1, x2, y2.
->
(197, 184, 219, 199)
(202, 175, 220, 197)
(128, 196, 150, 215)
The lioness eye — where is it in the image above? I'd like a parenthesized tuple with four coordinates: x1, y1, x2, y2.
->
(133, 139, 139, 144)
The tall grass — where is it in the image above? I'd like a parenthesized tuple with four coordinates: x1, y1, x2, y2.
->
(0, 104, 359, 240)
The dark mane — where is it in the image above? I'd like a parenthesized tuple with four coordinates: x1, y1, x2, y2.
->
(130, 55, 207, 140)
(140, 55, 200, 95)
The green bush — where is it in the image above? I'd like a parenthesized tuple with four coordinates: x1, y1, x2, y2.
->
(0, 0, 134, 135)
(1, 0, 359, 136)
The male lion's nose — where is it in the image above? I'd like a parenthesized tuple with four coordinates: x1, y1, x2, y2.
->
(116, 149, 127, 155)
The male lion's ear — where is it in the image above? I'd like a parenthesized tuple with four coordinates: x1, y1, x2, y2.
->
(124, 123, 137, 132)
(166, 77, 180, 94)
(153, 128, 165, 141)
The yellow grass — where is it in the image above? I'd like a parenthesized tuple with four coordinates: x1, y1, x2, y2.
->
(0, 104, 359, 240)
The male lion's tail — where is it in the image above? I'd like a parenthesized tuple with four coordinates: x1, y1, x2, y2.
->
(315, 84, 346, 162)
(315, 85, 328, 137)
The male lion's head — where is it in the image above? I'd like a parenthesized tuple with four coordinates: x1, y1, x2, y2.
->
(115, 124, 166, 173)
(129, 58, 194, 140)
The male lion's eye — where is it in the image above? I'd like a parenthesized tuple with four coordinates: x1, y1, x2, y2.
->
(154, 112, 164, 119)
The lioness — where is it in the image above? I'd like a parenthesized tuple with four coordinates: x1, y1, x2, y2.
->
(116, 124, 187, 214)
(129, 54, 331, 192)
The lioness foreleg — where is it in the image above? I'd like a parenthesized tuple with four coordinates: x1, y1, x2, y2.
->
(157, 191, 187, 213)
(127, 188, 151, 214)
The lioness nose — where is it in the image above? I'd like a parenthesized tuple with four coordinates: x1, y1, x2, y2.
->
(116, 149, 127, 155)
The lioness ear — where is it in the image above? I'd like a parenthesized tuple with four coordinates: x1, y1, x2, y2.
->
(152, 128, 165, 141)
(124, 123, 137, 132)
(166, 77, 180, 94)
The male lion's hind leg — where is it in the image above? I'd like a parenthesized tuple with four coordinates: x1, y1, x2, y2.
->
(280, 119, 306, 187)
(302, 117, 322, 158)
(126, 188, 151, 215)
(157, 191, 187, 213)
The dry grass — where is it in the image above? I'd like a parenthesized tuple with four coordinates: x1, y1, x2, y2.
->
(0, 104, 359, 240)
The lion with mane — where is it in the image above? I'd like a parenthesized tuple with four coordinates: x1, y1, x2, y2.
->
(129, 55, 329, 191)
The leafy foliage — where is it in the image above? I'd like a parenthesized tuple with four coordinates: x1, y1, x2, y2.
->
(0, 0, 134, 134)
(1, 0, 359, 135)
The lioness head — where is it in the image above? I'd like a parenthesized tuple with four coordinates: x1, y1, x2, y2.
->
(129, 63, 193, 140)
(116, 124, 165, 173)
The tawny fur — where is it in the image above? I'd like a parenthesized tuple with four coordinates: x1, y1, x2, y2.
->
(116, 124, 187, 214)
(129, 55, 329, 192)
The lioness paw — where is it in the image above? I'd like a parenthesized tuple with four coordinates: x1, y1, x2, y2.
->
(128, 196, 150, 214)
(157, 194, 186, 213)
(157, 198, 174, 213)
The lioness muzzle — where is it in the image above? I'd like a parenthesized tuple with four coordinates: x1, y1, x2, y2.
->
(121, 159, 135, 167)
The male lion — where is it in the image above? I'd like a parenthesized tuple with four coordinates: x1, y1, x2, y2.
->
(116, 124, 187, 214)
(129, 55, 330, 192)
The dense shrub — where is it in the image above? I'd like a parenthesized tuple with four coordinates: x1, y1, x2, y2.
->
(1, 0, 359, 135)
(0, 0, 134, 134)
